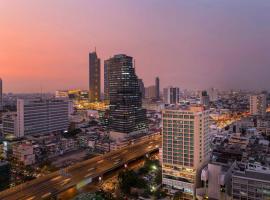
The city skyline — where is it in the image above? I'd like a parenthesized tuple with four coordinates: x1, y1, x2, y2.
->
(1, 0, 270, 93)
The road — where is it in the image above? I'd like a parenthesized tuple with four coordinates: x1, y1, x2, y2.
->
(0, 135, 161, 200)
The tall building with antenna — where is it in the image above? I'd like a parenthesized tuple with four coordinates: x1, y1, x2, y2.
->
(89, 50, 101, 102)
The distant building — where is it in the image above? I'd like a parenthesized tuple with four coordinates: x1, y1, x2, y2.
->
(0, 161, 11, 191)
(145, 85, 156, 100)
(200, 90, 210, 107)
(2, 112, 18, 137)
(155, 77, 160, 100)
(17, 98, 69, 137)
(138, 79, 145, 99)
(232, 162, 270, 200)
(207, 88, 218, 102)
(0, 78, 3, 111)
(250, 94, 267, 116)
(89, 51, 101, 102)
(162, 106, 210, 197)
(163, 86, 180, 104)
(107, 54, 147, 136)
(104, 59, 110, 101)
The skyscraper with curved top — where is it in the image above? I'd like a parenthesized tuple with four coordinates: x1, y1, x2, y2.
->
(106, 54, 147, 135)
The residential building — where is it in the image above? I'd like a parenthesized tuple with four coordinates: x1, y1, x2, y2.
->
(106, 54, 147, 136)
(162, 106, 210, 197)
(89, 51, 101, 102)
(12, 143, 35, 166)
(200, 91, 210, 107)
(163, 86, 180, 104)
(17, 98, 69, 137)
(250, 94, 267, 116)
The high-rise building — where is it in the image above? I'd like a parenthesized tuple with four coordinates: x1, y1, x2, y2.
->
(155, 77, 160, 100)
(0, 78, 3, 111)
(89, 51, 101, 102)
(250, 94, 267, 116)
(104, 59, 110, 101)
(207, 88, 218, 102)
(163, 86, 180, 104)
(200, 90, 210, 107)
(17, 98, 69, 137)
(145, 85, 156, 100)
(107, 54, 147, 135)
(162, 106, 210, 197)
(138, 79, 145, 99)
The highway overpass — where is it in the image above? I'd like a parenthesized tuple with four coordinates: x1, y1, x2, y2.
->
(0, 135, 161, 200)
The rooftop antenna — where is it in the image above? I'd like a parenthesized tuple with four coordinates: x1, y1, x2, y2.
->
(134, 59, 136, 69)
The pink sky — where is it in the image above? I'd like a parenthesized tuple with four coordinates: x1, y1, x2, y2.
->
(1, 0, 270, 93)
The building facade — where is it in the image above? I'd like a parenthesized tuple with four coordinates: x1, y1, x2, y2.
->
(232, 162, 270, 200)
(2, 112, 18, 137)
(17, 98, 69, 137)
(163, 86, 180, 105)
(89, 51, 101, 102)
(107, 54, 147, 135)
(250, 94, 267, 116)
(162, 106, 210, 197)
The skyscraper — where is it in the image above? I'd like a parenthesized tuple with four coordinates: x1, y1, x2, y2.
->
(89, 51, 101, 102)
(162, 106, 210, 197)
(138, 79, 145, 99)
(107, 54, 147, 135)
(250, 94, 267, 116)
(104, 59, 110, 102)
(0, 78, 3, 111)
(155, 77, 160, 100)
(163, 86, 180, 104)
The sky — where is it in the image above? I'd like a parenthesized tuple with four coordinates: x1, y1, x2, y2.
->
(1, 0, 270, 93)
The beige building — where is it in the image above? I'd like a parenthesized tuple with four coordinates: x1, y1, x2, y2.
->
(162, 106, 210, 197)
(250, 94, 267, 116)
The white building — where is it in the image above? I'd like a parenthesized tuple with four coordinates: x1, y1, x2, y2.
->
(163, 86, 180, 105)
(162, 106, 210, 197)
(250, 94, 267, 116)
(17, 98, 69, 137)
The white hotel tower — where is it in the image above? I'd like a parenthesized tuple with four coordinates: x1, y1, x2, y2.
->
(162, 105, 210, 198)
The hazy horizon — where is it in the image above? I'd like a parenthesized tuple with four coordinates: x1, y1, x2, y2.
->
(1, 0, 270, 93)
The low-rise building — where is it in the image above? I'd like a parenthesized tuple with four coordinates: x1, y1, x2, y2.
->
(12, 143, 35, 165)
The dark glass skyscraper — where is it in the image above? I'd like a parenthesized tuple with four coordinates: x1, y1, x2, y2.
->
(104, 59, 110, 102)
(89, 51, 100, 102)
(107, 54, 147, 134)
(155, 77, 160, 100)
